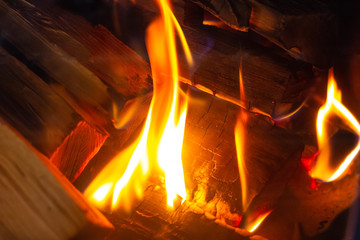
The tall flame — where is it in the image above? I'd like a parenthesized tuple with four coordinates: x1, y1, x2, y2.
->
(236, 63, 250, 212)
(311, 69, 360, 182)
(236, 64, 271, 232)
(85, 0, 192, 209)
(235, 115, 248, 211)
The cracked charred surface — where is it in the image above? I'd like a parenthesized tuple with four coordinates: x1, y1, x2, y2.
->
(182, 87, 303, 222)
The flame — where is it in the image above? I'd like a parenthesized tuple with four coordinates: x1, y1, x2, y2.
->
(246, 210, 272, 233)
(235, 62, 249, 211)
(237, 64, 271, 231)
(235, 112, 249, 211)
(85, 0, 192, 209)
(310, 69, 360, 182)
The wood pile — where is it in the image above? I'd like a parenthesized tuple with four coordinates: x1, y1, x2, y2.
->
(0, 0, 358, 239)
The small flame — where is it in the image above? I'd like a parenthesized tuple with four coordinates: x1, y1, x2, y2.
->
(246, 210, 272, 233)
(310, 69, 360, 182)
(85, 0, 192, 209)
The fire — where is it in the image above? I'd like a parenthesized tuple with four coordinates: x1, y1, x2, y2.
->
(246, 210, 272, 233)
(85, 0, 192, 209)
(236, 64, 272, 231)
(235, 114, 248, 211)
(310, 69, 360, 182)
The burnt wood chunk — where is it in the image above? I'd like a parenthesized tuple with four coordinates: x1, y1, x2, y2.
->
(191, 0, 337, 67)
(0, 121, 113, 239)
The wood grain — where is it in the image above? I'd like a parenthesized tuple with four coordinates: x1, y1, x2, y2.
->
(0, 121, 113, 240)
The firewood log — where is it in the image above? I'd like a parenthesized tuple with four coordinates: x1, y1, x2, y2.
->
(0, 0, 112, 133)
(0, 47, 80, 156)
(0, 121, 113, 240)
(190, 0, 338, 67)
(0, 47, 108, 181)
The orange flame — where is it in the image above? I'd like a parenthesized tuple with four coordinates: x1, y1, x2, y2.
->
(235, 114, 248, 211)
(235, 62, 249, 211)
(310, 69, 360, 182)
(85, 0, 192, 209)
(246, 210, 272, 233)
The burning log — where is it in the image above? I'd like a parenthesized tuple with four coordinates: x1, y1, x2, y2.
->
(109, 0, 313, 118)
(0, 121, 113, 239)
(190, 0, 338, 67)
(76, 87, 303, 238)
(182, 87, 303, 224)
(0, 47, 108, 181)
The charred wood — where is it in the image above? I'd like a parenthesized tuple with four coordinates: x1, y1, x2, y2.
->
(190, 0, 338, 67)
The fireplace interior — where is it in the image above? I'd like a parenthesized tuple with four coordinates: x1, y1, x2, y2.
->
(0, 0, 360, 239)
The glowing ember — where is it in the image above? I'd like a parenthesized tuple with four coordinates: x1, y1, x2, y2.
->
(310, 69, 360, 182)
(85, 0, 192, 209)
(246, 210, 272, 233)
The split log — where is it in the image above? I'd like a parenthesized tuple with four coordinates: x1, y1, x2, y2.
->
(0, 120, 113, 239)
(0, 0, 111, 133)
(109, 0, 313, 118)
(0, 47, 108, 181)
(0, 47, 80, 156)
(190, 0, 338, 67)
